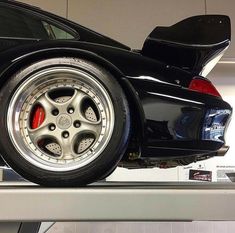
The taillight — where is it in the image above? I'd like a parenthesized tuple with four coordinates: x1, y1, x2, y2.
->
(189, 78, 221, 97)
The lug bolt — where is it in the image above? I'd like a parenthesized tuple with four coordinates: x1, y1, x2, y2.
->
(68, 108, 74, 114)
(74, 120, 81, 128)
(52, 109, 59, 116)
(49, 124, 56, 131)
(62, 131, 69, 138)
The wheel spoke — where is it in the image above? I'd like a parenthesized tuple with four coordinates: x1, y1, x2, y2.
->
(79, 121, 102, 137)
(57, 137, 74, 159)
(68, 90, 87, 115)
(36, 93, 57, 114)
(28, 123, 53, 144)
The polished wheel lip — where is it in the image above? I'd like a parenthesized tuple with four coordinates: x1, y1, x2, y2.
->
(7, 67, 115, 172)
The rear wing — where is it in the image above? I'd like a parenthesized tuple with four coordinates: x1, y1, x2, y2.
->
(142, 15, 231, 76)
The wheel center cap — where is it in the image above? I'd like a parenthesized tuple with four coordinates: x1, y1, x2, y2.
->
(57, 114, 72, 129)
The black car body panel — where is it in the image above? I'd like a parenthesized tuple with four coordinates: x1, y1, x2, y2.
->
(0, 0, 130, 50)
(142, 15, 231, 76)
(0, 0, 232, 168)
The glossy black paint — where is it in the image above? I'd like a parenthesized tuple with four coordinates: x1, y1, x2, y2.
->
(0, 0, 130, 50)
(0, 0, 232, 168)
(142, 15, 231, 75)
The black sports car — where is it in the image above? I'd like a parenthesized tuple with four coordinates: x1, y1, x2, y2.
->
(0, 0, 232, 186)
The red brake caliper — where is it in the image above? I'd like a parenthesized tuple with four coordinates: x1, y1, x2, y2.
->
(31, 106, 45, 129)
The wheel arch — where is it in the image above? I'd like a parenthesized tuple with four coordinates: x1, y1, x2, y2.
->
(1, 47, 145, 157)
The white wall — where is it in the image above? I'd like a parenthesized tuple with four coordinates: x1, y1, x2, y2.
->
(21, 0, 67, 17)
(68, 0, 205, 48)
(20, 0, 235, 57)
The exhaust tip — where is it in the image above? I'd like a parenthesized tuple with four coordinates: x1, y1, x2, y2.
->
(217, 145, 230, 156)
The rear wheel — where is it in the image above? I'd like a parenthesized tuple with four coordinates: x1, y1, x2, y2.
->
(0, 58, 130, 186)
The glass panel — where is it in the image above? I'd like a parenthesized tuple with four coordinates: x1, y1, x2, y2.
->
(42, 21, 75, 40)
(0, 5, 76, 40)
(50, 24, 75, 39)
(0, 6, 49, 39)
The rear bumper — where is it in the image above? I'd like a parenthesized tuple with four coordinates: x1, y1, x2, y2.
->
(130, 77, 233, 159)
(141, 95, 232, 158)
(202, 109, 232, 143)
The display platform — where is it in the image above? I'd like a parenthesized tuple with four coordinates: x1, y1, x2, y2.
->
(0, 181, 235, 223)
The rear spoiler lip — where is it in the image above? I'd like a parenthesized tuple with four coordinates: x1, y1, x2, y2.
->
(146, 37, 230, 49)
(141, 15, 231, 76)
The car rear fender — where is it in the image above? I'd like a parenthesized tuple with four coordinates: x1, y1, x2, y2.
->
(0, 47, 145, 153)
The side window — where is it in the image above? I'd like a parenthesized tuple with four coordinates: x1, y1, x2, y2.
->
(50, 24, 75, 39)
(42, 21, 75, 40)
(0, 5, 75, 40)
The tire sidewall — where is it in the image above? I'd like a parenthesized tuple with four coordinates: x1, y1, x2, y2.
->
(0, 57, 130, 186)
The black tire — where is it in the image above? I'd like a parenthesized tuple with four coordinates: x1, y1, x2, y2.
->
(0, 57, 130, 186)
